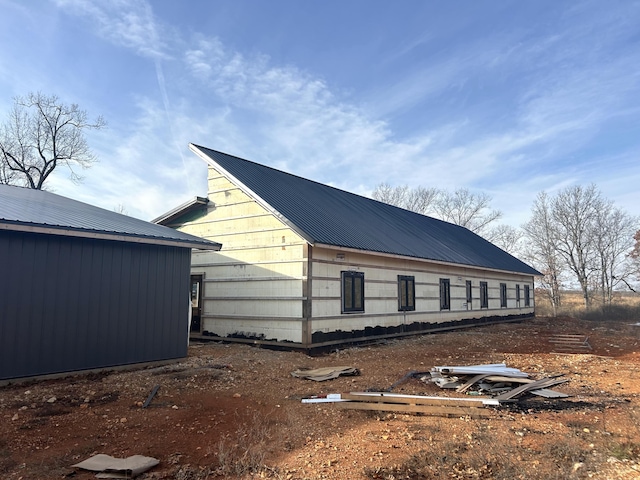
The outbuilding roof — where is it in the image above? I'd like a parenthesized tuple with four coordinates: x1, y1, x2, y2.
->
(0, 184, 221, 250)
(152, 196, 209, 225)
(188, 144, 538, 275)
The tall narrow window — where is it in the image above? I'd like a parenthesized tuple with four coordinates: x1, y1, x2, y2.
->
(500, 283, 507, 308)
(398, 275, 415, 311)
(524, 285, 531, 307)
(480, 281, 489, 308)
(342, 271, 364, 313)
(466, 280, 472, 308)
(440, 278, 451, 310)
(516, 284, 521, 306)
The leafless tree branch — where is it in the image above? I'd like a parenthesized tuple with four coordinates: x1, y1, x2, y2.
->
(0, 92, 106, 189)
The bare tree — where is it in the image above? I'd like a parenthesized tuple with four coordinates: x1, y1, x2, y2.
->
(488, 224, 524, 257)
(593, 205, 637, 304)
(0, 92, 105, 189)
(372, 184, 502, 236)
(113, 204, 129, 216)
(0, 154, 17, 185)
(626, 230, 640, 293)
(551, 185, 605, 308)
(372, 183, 438, 215)
(523, 192, 563, 316)
(404, 186, 438, 215)
(632, 231, 640, 260)
(432, 189, 502, 237)
(372, 183, 409, 207)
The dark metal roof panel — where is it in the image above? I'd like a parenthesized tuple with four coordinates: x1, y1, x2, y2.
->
(0, 184, 221, 250)
(192, 144, 540, 275)
(152, 196, 209, 225)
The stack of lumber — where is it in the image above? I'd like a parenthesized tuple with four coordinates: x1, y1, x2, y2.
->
(548, 334, 592, 353)
(302, 392, 498, 417)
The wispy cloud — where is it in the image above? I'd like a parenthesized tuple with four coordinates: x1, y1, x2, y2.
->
(182, 35, 407, 179)
(54, 0, 168, 59)
(50, 0, 640, 225)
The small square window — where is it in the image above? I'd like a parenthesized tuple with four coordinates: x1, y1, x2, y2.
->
(398, 275, 415, 311)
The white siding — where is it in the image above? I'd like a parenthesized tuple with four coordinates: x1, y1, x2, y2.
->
(172, 166, 535, 346)
(176, 166, 307, 342)
(308, 246, 534, 339)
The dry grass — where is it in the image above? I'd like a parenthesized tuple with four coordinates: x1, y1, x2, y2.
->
(212, 410, 274, 476)
(361, 423, 597, 480)
(535, 290, 640, 320)
(211, 408, 306, 478)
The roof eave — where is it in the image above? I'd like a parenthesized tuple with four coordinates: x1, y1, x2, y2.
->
(313, 243, 540, 277)
(0, 222, 222, 251)
(152, 196, 209, 225)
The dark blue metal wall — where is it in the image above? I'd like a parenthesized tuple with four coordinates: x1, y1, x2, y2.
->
(0, 230, 192, 380)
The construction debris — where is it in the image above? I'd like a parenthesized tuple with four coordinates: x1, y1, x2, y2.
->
(549, 334, 592, 353)
(303, 392, 497, 417)
(72, 454, 159, 478)
(291, 366, 359, 381)
(302, 363, 570, 417)
(386, 370, 429, 392)
(142, 385, 160, 408)
(426, 363, 569, 399)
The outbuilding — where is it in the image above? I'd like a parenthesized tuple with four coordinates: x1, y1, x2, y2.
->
(0, 184, 221, 381)
(156, 144, 540, 348)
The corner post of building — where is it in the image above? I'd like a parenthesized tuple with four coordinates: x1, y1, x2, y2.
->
(302, 244, 313, 346)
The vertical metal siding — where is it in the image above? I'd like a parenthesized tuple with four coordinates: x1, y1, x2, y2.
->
(0, 230, 191, 380)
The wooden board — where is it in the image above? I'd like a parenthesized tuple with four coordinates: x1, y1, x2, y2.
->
(549, 334, 592, 351)
(335, 401, 493, 418)
(342, 392, 498, 407)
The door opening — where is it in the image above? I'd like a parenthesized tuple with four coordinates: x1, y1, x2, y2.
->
(190, 275, 203, 333)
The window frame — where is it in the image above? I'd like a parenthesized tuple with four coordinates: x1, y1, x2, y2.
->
(398, 275, 416, 311)
(341, 271, 365, 313)
(500, 283, 507, 308)
(439, 278, 451, 311)
(516, 284, 521, 306)
(465, 280, 472, 307)
(524, 285, 531, 307)
(480, 281, 489, 309)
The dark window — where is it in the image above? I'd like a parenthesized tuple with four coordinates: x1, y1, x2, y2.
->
(342, 271, 364, 313)
(398, 275, 415, 311)
(516, 284, 521, 305)
(480, 281, 489, 308)
(500, 283, 507, 308)
(466, 280, 472, 305)
(440, 278, 451, 310)
(524, 285, 531, 307)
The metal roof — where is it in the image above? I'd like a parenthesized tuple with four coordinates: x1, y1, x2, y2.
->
(151, 196, 209, 225)
(0, 184, 221, 250)
(190, 144, 539, 275)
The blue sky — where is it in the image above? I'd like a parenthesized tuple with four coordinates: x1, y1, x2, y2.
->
(1, 0, 639, 227)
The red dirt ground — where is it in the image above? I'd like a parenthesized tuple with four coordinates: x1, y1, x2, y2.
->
(1, 316, 640, 479)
